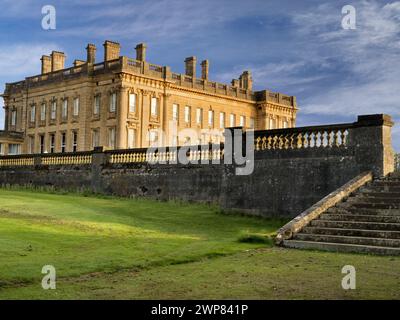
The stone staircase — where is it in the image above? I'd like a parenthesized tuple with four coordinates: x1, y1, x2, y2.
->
(283, 171, 400, 255)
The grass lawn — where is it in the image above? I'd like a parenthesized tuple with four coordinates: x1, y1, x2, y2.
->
(0, 188, 399, 299)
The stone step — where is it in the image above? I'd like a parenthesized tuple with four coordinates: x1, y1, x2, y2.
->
(294, 233, 400, 248)
(325, 207, 400, 216)
(360, 192, 400, 198)
(361, 186, 400, 193)
(310, 219, 400, 231)
(373, 181, 400, 187)
(282, 240, 400, 255)
(349, 196, 400, 204)
(319, 213, 400, 223)
(346, 202, 400, 209)
(302, 226, 400, 239)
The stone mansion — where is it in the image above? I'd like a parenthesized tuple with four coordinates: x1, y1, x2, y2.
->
(0, 40, 298, 155)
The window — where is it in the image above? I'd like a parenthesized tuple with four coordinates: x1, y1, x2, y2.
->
(283, 120, 288, 128)
(39, 135, 45, 154)
(240, 115, 245, 127)
(149, 130, 158, 146)
(229, 114, 236, 127)
(61, 133, 66, 153)
(108, 127, 116, 149)
(250, 117, 255, 129)
(92, 129, 100, 148)
(110, 92, 117, 113)
(50, 134, 55, 153)
(30, 105, 36, 123)
(129, 93, 136, 113)
(128, 129, 136, 149)
(73, 97, 80, 116)
(269, 118, 275, 130)
(151, 97, 158, 117)
(72, 131, 78, 152)
(172, 104, 179, 122)
(208, 110, 214, 127)
(184, 106, 191, 123)
(94, 95, 100, 115)
(40, 104, 46, 121)
(28, 136, 35, 154)
(0, 143, 3, 155)
(62, 99, 68, 119)
(11, 110, 17, 126)
(8, 144, 21, 155)
(196, 108, 202, 125)
(51, 101, 57, 120)
(219, 112, 225, 129)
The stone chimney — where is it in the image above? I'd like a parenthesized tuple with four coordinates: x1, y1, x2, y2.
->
(103, 40, 121, 61)
(86, 44, 96, 64)
(51, 51, 66, 72)
(239, 71, 253, 90)
(201, 60, 209, 80)
(73, 59, 86, 67)
(185, 56, 197, 78)
(135, 43, 147, 61)
(41, 55, 51, 74)
(231, 79, 239, 88)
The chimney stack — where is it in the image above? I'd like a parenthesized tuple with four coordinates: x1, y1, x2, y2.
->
(73, 59, 86, 67)
(41, 55, 51, 74)
(51, 51, 66, 72)
(103, 40, 121, 62)
(185, 56, 197, 78)
(201, 60, 209, 80)
(135, 43, 147, 61)
(239, 71, 253, 90)
(86, 44, 96, 64)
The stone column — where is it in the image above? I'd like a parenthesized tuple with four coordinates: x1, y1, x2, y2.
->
(117, 86, 129, 149)
(4, 105, 9, 131)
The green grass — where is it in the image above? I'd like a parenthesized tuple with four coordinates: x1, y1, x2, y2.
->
(0, 188, 399, 300)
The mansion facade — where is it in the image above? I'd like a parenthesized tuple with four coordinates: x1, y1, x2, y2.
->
(0, 40, 298, 155)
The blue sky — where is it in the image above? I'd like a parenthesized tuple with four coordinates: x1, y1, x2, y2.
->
(1, 0, 399, 150)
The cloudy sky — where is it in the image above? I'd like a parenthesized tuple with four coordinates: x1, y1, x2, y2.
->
(1, 0, 399, 150)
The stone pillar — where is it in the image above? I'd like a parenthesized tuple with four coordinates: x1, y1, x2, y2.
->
(349, 114, 395, 177)
(4, 105, 9, 131)
(117, 87, 129, 149)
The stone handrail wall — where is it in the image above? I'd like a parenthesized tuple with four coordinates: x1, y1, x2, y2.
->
(275, 171, 374, 244)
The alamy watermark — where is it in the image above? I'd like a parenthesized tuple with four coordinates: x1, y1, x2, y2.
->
(341, 265, 356, 290)
(341, 5, 356, 30)
(41, 5, 56, 30)
(41, 265, 56, 290)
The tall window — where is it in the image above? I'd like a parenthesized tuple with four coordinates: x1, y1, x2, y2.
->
(269, 118, 275, 130)
(28, 136, 35, 154)
(62, 99, 68, 119)
(73, 97, 80, 116)
(184, 106, 191, 124)
(0, 143, 3, 155)
(250, 117, 255, 129)
(109, 92, 117, 113)
(61, 133, 66, 153)
(50, 134, 55, 153)
(11, 110, 17, 126)
(40, 104, 46, 121)
(94, 95, 100, 115)
(128, 128, 136, 149)
(40, 135, 45, 154)
(8, 144, 21, 155)
(149, 130, 158, 146)
(229, 114, 235, 127)
(92, 129, 100, 148)
(240, 115, 245, 127)
(51, 101, 57, 120)
(283, 120, 288, 128)
(172, 104, 179, 122)
(30, 105, 36, 123)
(208, 110, 214, 127)
(129, 93, 136, 113)
(196, 108, 202, 125)
(151, 97, 158, 116)
(72, 131, 78, 152)
(108, 127, 116, 149)
(219, 112, 225, 129)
